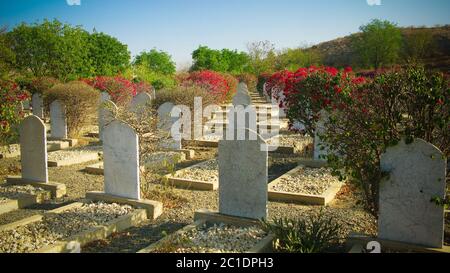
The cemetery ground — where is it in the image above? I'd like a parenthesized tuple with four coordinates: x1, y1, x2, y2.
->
(0, 140, 380, 253)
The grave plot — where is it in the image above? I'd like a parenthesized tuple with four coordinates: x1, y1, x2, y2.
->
(0, 185, 51, 215)
(85, 151, 186, 175)
(165, 159, 218, 191)
(266, 134, 313, 155)
(268, 163, 343, 206)
(0, 201, 147, 253)
(47, 146, 101, 167)
(138, 219, 273, 253)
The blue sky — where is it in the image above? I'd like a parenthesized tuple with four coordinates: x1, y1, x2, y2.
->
(1, 0, 449, 69)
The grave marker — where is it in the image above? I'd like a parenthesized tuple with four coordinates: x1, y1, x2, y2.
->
(50, 100, 67, 139)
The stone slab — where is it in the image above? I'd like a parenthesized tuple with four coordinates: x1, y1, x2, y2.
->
(6, 177, 67, 198)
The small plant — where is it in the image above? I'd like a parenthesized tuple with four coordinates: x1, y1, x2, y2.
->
(261, 212, 342, 253)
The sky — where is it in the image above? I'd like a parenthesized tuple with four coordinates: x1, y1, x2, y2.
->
(1, 0, 449, 69)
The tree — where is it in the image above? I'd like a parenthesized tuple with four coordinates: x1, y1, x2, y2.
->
(353, 19, 402, 69)
(403, 28, 434, 61)
(247, 40, 277, 75)
(0, 26, 15, 79)
(133, 49, 176, 75)
(276, 47, 322, 71)
(8, 19, 93, 81)
(191, 46, 250, 74)
(88, 32, 131, 76)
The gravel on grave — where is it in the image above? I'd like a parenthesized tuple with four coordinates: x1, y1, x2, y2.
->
(0, 185, 48, 201)
(271, 166, 340, 195)
(174, 159, 218, 182)
(0, 202, 134, 253)
(152, 223, 267, 253)
(47, 145, 102, 162)
(267, 134, 313, 148)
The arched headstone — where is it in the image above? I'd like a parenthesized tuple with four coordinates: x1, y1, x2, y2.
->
(50, 100, 67, 139)
(20, 115, 48, 183)
(130, 92, 152, 116)
(379, 138, 446, 248)
(32, 93, 44, 119)
(103, 121, 140, 200)
(99, 100, 118, 141)
(219, 129, 268, 220)
(157, 102, 182, 150)
(232, 83, 251, 107)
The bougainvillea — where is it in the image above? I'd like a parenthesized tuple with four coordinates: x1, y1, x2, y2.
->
(183, 70, 236, 103)
(83, 76, 138, 105)
(0, 80, 30, 145)
(266, 66, 364, 136)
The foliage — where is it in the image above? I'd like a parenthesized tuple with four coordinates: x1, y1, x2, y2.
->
(353, 19, 402, 69)
(88, 32, 131, 76)
(134, 49, 176, 75)
(83, 76, 137, 106)
(276, 47, 322, 71)
(133, 62, 176, 90)
(27, 76, 60, 94)
(321, 66, 449, 214)
(44, 81, 99, 138)
(403, 28, 435, 61)
(181, 70, 236, 103)
(0, 27, 15, 80)
(191, 46, 250, 74)
(261, 212, 342, 253)
(154, 85, 219, 110)
(257, 73, 271, 95)
(0, 80, 29, 145)
(246, 40, 277, 75)
(8, 19, 131, 81)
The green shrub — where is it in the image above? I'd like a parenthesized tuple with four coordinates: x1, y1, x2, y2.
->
(261, 212, 342, 253)
(44, 81, 99, 138)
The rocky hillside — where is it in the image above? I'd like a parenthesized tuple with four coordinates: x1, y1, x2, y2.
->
(309, 25, 450, 72)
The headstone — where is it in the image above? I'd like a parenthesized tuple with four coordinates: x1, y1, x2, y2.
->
(50, 100, 67, 139)
(379, 138, 446, 248)
(23, 100, 31, 110)
(20, 116, 48, 183)
(314, 110, 329, 161)
(103, 120, 140, 200)
(99, 100, 118, 141)
(157, 102, 182, 150)
(224, 106, 257, 141)
(130, 92, 152, 116)
(219, 129, 268, 220)
(232, 83, 252, 107)
(32, 93, 44, 119)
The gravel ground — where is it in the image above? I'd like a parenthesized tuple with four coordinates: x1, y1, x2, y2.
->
(0, 202, 134, 253)
(151, 223, 267, 253)
(174, 159, 218, 183)
(47, 145, 102, 162)
(271, 166, 340, 195)
(0, 185, 49, 201)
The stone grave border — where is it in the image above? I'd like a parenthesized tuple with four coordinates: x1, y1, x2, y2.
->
(47, 151, 100, 167)
(47, 137, 78, 147)
(138, 209, 274, 253)
(6, 177, 66, 198)
(85, 191, 163, 220)
(346, 232, 450, 253)
(0, 191, 51, 215)
(0, 201, 147, 253)
(162, 160, 218, 191)
(268, 159, 343, 206)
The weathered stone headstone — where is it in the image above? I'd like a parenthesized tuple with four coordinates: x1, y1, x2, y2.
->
(157, 102, 182, 150)
(20, 115, 48, 183)
(130, 92, 152, 116)
(224, 106, 257, 141)
(32, 93, 44, 119)
(50, 100, 67, 139)
(379, 138, 446, 248)
(98, 100, 118, 141)
(314, 110, 329, 161)
(103, 120, 140, 200)
(232, 82, 252, 107)
(219, 129, 268, 220)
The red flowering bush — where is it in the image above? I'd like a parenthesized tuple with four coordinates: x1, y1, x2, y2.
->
(183, 70, 235, 103)
(321, 66, 449, 215)
(267, 66, 363, 136)
(83, 76, 137, 105)
(0, 80, 30, 145)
